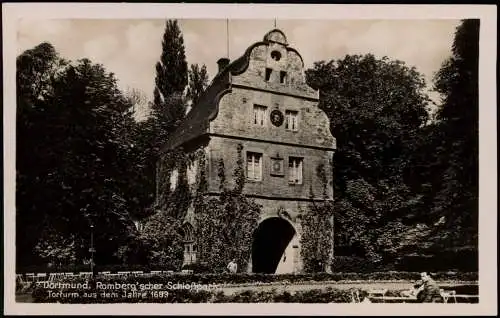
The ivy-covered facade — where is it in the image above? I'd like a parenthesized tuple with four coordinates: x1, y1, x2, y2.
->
(155, 29, 336, 273)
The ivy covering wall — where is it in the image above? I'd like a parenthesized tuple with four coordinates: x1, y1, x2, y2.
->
(194, 144, 261, 272)
(150, 143, 335, 273)
(300, 162, 334, 273)
(138, 147, 199, 270)
(145, 143, 261, 272)
(155, 148, 192, 219)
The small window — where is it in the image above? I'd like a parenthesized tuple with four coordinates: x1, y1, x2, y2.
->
(285, 110, 299, 131)
(170, 169, 179, 190)
(271, 51, 281, 61)
(247, 152, 263, 181)
(265, 68, 272, 81)
(289, 157, 303, 185)
(280, 71, 287, 84)
(253, 105, 267, 126)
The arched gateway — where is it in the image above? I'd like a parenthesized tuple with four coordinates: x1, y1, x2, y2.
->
(251, 217, 298, 274)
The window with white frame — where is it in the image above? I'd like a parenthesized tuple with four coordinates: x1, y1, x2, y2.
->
(247, 152, 263, 181)
(170, 169, 178, 191)
(253, 105, 267, 126)
(288, 157, 303, 184)
(285, 110, 299, 131)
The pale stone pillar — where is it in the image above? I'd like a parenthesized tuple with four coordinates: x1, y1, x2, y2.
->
(275, 232, 299, 274)
(293, 220, 303, 274)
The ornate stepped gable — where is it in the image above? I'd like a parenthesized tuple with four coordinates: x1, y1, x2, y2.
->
(161, 29, 335, 153)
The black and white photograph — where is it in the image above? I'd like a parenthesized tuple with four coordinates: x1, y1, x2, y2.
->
(3, 3, 497, 316)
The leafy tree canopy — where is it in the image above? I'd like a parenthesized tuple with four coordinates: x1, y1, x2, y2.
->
(16, 42, 144, 267)
(187, 63, 209, 107)
(306, 54, 431, 262)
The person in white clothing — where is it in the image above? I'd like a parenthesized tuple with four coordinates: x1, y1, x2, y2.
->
(227, 259, 238, 274)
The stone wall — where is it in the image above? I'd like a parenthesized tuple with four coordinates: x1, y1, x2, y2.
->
(232, 38, 317, 99)
(210, 87, 335, 150)
(206, 136, 334, 201)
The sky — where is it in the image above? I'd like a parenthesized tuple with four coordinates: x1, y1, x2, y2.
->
(17, 19, 461, 118)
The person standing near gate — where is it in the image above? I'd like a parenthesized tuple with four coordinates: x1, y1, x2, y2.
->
(227, 259, 238, 274)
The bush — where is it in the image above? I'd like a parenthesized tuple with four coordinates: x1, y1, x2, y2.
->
(20, 271, 478, 285)
(396, 250, 478, 272)
(331, 256, 395, 272)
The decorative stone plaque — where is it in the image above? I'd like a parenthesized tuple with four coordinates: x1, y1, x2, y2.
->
(270, 156, 284, 176)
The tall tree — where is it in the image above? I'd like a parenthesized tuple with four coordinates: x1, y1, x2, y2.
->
(124, 89, 156, 222)
(16, 43, 142, 267)
(16, 42, 68, 266)
(129, 20, 190, 267)
(152, 19, 188, 137)
(428, 19, 479, 252)
(306, 54, 430, 263)
(186, 63, 209, 107)
(128, 116, 157, 217)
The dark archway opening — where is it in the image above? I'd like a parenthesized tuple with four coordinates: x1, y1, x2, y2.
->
(252, 217, 295, 274)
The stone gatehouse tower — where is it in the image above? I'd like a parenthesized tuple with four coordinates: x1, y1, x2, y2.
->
(158, 29, 336, 274)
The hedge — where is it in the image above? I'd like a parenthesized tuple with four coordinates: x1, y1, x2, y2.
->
(20, 251, 478, 275)
(19, 272, 478, 284)
(395, 250, 478, 272)
(329, 252, 478, 273)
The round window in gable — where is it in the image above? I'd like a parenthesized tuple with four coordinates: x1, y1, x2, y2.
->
(271, 50, 282, 61)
